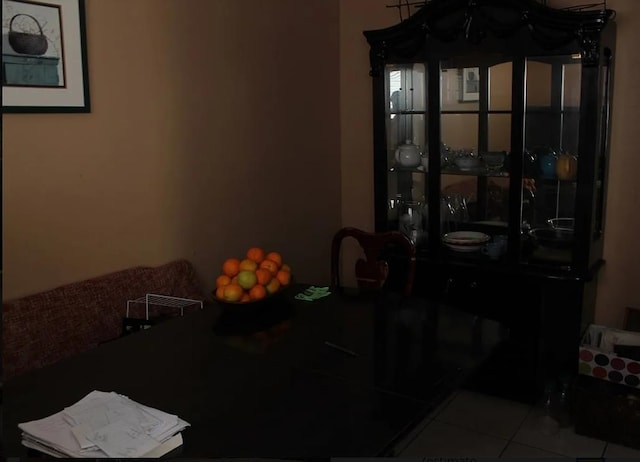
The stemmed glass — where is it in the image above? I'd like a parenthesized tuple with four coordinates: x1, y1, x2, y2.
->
(440, 193, 470, 233)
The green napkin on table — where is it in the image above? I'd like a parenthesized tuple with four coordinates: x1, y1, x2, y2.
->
(295, 286, 331, 302)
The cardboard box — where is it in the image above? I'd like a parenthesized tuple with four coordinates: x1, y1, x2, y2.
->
(579, 324, 640, 389)
(574, 375, 640, 450)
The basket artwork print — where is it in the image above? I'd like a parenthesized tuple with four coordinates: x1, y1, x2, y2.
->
(3, 0, 64, 87)
(2, 0, 90, 112)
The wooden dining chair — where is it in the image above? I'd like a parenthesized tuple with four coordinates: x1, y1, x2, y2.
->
(331, 227, 417, 297)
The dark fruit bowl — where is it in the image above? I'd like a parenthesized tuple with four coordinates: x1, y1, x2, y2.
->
(211, 282, 295, 336)
(212, 299, 294, 336)
(211, 278, 294, 309)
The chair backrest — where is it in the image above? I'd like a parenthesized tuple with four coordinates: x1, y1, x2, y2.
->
(331, 227, 416, 296)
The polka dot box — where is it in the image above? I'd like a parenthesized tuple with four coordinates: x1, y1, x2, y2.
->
(579, 325, 640, 389)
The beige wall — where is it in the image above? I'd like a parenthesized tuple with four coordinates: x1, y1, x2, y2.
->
(4, 0, 639, 328)
(3, 0, 341, 300)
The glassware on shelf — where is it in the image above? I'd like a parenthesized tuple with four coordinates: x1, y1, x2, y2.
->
(482, 151, 506, 173)
(398, 198, 426, 244)
(451, 149, 481, 171)
(440, 143, 452, 168)
(440, 193, 470, 234)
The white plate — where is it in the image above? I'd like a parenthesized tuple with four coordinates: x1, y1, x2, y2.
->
(442, 231, 490, 246)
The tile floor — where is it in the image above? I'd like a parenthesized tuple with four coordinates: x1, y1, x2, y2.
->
(396, 388, 640, 459)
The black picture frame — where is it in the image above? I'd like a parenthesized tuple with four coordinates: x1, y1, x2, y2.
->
(458, 67, 479, 103)
(2, 0, 90, 113)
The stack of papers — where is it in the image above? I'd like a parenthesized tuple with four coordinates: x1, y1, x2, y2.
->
(18, 390, 190, 458)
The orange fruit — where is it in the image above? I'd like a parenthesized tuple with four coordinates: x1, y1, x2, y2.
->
(240, 293, 251, 303)
(265, 278, 281, 294)
(237, 270, 257, 290)
(255, 268, 272, 285)
(275, 270, 291, 286)
(265, 251, 282, 268)
(216, 274, 231, 288)
(246, 247, 265, 264)
(281, 263, 291, 272)
(215, 286, 225, 299)
(231, 275, 239, 284)
(259, 259, 279, 276)
(223, 283, 243, 302)
(239, 258, 258, 272)
(222, 258, 241, 277)
(249, 284, 267, 301)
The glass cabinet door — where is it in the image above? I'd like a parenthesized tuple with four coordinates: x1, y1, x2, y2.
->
(439, 59, 512, 257)
(385, 63, 428, 246)
(522, 55, 581, 266)
(383, 55, 589, 267)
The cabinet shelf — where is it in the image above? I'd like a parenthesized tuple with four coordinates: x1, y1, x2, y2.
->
(442, 167, 509, 177)
(389, 110, 426, 115)
(389, 165, 426, 173)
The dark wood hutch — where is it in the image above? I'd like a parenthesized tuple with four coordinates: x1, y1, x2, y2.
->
(364, 0, 616, 403)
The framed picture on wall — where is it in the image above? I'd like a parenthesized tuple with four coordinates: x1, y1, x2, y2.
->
(2, 0, 90, 113)
(459, 67, 479, 102)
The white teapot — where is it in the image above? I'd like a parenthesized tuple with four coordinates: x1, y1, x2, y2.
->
(395, 140, 422, 168)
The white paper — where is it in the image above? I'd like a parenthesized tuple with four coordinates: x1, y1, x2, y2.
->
(70, 423, 95, 449)
(88, 420, 160, 458)
(19, 390, 189, 458)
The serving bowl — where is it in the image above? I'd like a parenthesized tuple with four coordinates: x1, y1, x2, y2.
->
(442, 231, 490, 252)
(482, 151, 506, 170)
(454, 156, 481, 171)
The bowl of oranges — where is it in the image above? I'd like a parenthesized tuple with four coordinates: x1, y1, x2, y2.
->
(213, 247, 292, 307)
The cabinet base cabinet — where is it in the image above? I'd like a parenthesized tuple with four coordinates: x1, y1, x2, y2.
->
(410, 260, 598, 404)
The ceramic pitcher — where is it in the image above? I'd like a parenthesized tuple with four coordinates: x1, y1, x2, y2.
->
(395, 140, 422, 168)
(556, 152, 578, 181)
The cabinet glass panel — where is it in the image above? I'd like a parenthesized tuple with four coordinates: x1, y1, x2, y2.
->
(385, 64, 428, 247)
(526, 61, 552, 108)
(441, 67, 480, 112)
(441, 174, 476, 234)
(487, 114, 511, 153)
(387, 63, 426, 112)
(489, 61, 512, 111)
(484, 114, 511, 233)
(522, 56, 581, 266)
(441, 113, 479, 157)
(562, 61, 582, 155)
(563, 61, 582, 109)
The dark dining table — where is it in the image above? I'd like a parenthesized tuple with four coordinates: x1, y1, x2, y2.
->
(2, 284, 503, 458)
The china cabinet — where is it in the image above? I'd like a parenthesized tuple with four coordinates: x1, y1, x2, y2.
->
(364, 0, 616, 403)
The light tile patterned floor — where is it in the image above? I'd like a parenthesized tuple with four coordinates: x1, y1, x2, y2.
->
(396, 389, 640, 459)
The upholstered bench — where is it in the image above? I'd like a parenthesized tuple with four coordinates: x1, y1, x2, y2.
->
(2, 259, 205, 381)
